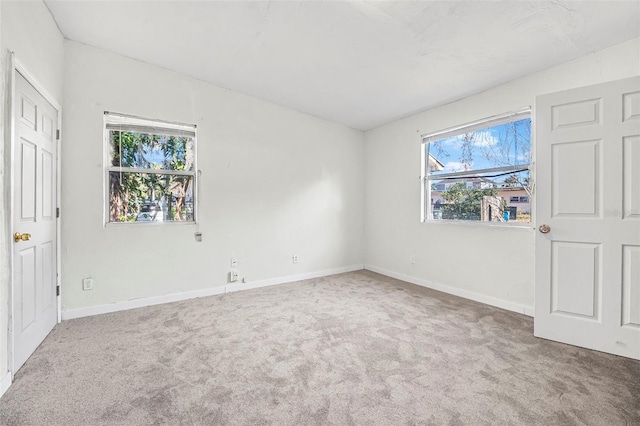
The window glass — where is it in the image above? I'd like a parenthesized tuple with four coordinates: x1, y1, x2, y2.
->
(423, 114, 531, 224)
(105, 113, 196, 224)
(109, 131, 194, 171)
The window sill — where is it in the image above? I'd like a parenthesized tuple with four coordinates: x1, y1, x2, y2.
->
(104, 220, 197, 228)
(422, 219, 534, 230)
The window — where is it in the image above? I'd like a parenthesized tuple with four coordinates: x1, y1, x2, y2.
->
(421, 108, 531, 224)
(104, 112, 197, 224)
(510, 196, 530, 203)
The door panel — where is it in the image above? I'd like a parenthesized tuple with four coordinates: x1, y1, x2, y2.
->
(551, 98, 601, 129)
(41, 241, 54, 310)
(622, 245, 640, 328)
(20, 95, 37, 130)
(12, 72, 58, 372)
(42, 150, 54, 218)
(535, 76, 640, 360)
(20, 140, 37, 220)
(623, 136, 640, 219)
(623, 91, 640, 121)
(18, 248, 36, 330)
(551, 242, 600, 319)
(41, 113, 54, 141)
(552, 140, 600, 216)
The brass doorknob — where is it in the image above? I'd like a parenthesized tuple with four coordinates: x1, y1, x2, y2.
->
(539, 224, 551, 234)
(14, 232, 31, 243)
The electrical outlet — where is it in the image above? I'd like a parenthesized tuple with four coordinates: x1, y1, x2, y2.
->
(292, 254, 299, 264)
(410, 255, 416, 264)
(194, 232, 202, 242)
(231, 258, 238, 267)
(229, 271, 239, 282)
(82, 277, 95, 291)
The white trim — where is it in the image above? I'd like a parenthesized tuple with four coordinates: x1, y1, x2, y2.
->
(420, 139, 427, 222)
(421, 107, 531, 142)
(0, 372, 11, 399)
(61, 286, 226, 320)
(224, 264, 363, 293)
(61, 264, 365, 320)
(56, 102, 62, 324)
(7, 50, 17, 383)
(424, 219, 535, 230)
(364, 264, 534, 317)
(104, 111, 196, 135)
(430, 164, 529, 180)
(421, 107, 533, 224)
(14, 59, 61, 110)
(103, 113, 198, 226)
(107, 167, 196, 176)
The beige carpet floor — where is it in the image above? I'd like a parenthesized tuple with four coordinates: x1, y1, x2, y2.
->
(0, 270, 638, 425)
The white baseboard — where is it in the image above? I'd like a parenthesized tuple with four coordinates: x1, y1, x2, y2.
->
(61, 286, 227, 320)
(61, 264, 364, 320)
(225, 264, 364, 293)
(365, 264, 534, 317)
(0, 372, 11, 399)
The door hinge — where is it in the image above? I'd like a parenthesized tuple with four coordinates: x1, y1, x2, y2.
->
(56, 286, 60, 296)
(56, 207, 60, 218)
(56, 129, 60, 140)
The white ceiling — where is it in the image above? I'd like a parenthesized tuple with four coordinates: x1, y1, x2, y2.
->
(45, 0, 639, 131)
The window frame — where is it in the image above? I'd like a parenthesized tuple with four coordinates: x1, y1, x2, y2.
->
(103, 111, 198, 226)
(420, 107, 533, 227)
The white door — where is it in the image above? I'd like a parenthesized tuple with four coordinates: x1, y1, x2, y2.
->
(12, 71, 59, 372)
(535, 76, 640, 360)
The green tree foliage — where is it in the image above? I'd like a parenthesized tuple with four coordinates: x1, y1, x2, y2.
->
(440, 182, 498, 221)
(109, 130, 194, 222)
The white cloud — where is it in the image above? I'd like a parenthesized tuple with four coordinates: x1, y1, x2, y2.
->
(472, 130, 499, 147)
(517, 153, 531, 162)
(443, 161, 470, 173)
(437, 130, 498, 148)
(439, 134, 466, 147)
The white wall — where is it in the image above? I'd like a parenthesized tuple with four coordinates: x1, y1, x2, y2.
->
(0, 0, 64, 390)
(61, 40, 364, 314)
(364, 38, 640, 315)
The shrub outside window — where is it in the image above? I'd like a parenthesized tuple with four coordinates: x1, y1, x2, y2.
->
(421, 108, 532, 224)
(104, 112, 197, 224)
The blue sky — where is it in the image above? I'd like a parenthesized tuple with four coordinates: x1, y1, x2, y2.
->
(429, 118, 531, 174)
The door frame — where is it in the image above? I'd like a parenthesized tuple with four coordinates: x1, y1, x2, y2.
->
(7, 52, 62, 378)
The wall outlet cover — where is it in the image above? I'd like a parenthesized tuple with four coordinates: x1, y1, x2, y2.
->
(82, 278, 94, 291)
